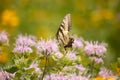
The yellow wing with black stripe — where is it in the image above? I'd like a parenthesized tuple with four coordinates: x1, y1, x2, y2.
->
(56, 14, 74, 49)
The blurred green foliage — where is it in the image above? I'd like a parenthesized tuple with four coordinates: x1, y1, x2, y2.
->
(0, 0, 120, 62)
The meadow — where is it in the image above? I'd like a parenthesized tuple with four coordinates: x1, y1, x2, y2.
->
(0, 0, 120, 80)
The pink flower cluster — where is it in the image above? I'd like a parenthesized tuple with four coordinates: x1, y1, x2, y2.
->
(99, 67, 117, 79)
(65, 51, 77, 60)
(84, 41, 107, 63)
(0, 71, 14, 80)
(84, 41, 107, 56)
(13, 34, 36, 53)
(15, 34, 36, 46)
(43, 73, 89, 80)
(36, 39, 59, 54)
(75, 64, 85, 72)
(73, 38, 83, 48)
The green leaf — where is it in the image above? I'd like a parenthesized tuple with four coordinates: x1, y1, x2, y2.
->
(25, 68, 35, 74)
(5, 66, 19, 73)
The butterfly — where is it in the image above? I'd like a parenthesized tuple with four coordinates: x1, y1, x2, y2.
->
(56, 13, 74, 50)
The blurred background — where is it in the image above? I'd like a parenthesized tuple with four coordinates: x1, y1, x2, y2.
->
(0, 0, 120, 63)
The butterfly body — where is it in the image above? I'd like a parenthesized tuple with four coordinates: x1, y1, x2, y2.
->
(64, 37, 74, 49)
(56, 14, 74, 50)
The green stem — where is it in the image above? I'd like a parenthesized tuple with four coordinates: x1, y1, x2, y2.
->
(90, 60, 94, 78)
(41, 55, 48, 80)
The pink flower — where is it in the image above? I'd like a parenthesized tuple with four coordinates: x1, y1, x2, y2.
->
(0, 71, 14, 80)
(15, 34, 36, 46)
(66, 51, 77, 60)
(43, 73, 89, 80)
(75, 64, 85, 72)
(94, 42, 107, 56)
(94, 57, 103, 64)
(36, 39, 59, 54)
(73, 38, 83, 48)
(0, 31, 9, 45)
(43, 74, 67, 80)
(99, 67, 116, 78)
(67, 74, 89, 80)
(84, 41, 107, 56)
(46, 40, 59, 53)
(26, 62, 41, 73)
(13, 45, 33, 53)
(13, 34, 36, 53)
(89, 57, 103, 64)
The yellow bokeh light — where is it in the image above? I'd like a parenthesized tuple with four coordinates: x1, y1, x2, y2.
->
(36, 27, 53, 39)
(93, 76, 105, 80)
(106, 77, 116, 80)
(0, 53, 8, 63)
(117, 67, 120, 76)
(91, 9, 114, 22)
(1, 9, 19, 27)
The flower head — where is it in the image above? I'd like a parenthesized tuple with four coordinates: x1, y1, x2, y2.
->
(13, 34, 36, 53)
(94, 57, 103, 64)
(36, 39, 59, 54)
(43, 73, 89, 80)
(99, 67, 115, 78)
(0, 31, 9, 45)
(67, 74, 89, 80)
(75, 64, 85, 72)
(89, 57, 103, 64)
(73, 38, 83, 48)
(65, 51, 77, 60)
(13, 45, 33, 53)
(43, 74, 67, 80)
(0, 71, 14, 80)
(15, 34, 36, 46)
(84, 41, 107, 57)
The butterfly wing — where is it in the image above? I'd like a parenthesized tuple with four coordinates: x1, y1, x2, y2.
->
(56, 13, 71, 46)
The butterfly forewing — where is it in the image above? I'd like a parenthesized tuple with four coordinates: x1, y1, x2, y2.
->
(61, 14, 71, 31)
(56, 14, 71, 46)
